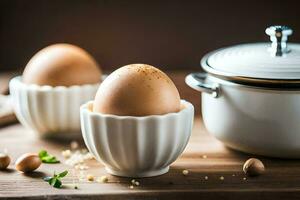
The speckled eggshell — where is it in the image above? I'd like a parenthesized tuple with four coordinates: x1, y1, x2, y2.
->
(93, 64, 181, 116)
(22, 43, 102, 87)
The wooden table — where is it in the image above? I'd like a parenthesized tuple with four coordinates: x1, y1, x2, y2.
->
(1, 117, 300, 200)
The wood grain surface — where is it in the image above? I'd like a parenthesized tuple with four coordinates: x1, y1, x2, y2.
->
(1, 117, 300, 200)
(0, 71, 299, 200)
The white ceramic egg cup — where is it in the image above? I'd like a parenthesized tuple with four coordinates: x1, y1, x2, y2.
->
(80, 100, 194, 177)
(9, 76, 100, 139)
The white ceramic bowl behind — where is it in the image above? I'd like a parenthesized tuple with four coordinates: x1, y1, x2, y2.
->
(80, 100, 194, 177)
(9, 76, 100, 139)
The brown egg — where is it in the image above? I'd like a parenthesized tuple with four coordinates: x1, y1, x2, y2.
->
(93, 64, 181, 116)
(0, 153, 10, 170)
(15, 153, 41, 173)
(23, 43, 102, 87)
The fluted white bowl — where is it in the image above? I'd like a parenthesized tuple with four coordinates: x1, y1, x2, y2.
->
(80, 100, 194, 177)
(9, 76, 100, 139)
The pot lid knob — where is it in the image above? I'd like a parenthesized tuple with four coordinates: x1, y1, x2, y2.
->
(265, 25, 293, 57)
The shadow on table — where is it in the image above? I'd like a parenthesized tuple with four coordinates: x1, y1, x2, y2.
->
(0, 168, 14, 173)
(22, 171, 46, 178)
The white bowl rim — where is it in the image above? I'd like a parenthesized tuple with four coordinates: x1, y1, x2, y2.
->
(9, 75, 105, 90)
(80, 100, 194, 119)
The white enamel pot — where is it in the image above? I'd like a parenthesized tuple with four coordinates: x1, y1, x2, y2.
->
(186, 73, 300, 158)
(186, 25, 300, 158)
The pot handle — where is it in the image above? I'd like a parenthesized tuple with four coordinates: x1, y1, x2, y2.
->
(185, 73, 219, 98)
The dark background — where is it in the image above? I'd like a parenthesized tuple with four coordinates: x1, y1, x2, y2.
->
(1, 0, 300, 72)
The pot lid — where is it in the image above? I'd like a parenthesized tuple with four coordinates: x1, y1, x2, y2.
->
(202, 26, 300, 85)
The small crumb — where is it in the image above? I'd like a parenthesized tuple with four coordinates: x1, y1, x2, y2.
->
(65, 150, 94, 167)
(97, 176, 108, 183)
(81, 149, 88, 154)
(64, 183, 79, 189)
(232, 174, 235, 177)
(204, 176, 208, 180)
(62, 150, 72, 159)
(79, 165, 89, 170)
(70, 141, 79, 150)
(182, 169, 189, 176)
(220, 176, 224, 181)
(87, 174, 94, 181)
(131, 179, 139, 186)
(202, 155, 207, 159)
(134, 181, 140, 186)
(129, 185, 134, 189)
(74, 165, 80, 170)
(243, 177, 247, 181)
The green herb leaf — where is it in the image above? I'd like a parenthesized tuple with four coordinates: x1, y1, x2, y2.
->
(50, 178, 57, 186)
(58, 170, 68, 178)
(52, 179, 62, 188)
(43, 170, 68, 189)
(39, 150, 47, 158)
(39, 150, 60, 163)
